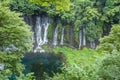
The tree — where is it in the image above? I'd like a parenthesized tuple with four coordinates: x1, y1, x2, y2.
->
(29, 0, 70, 11)
(96, 0, 120, 35)
(96, 50, 120, 80)
(97, 24, 120, 53)
(9, 0, 41, 15)
(72, 0, 102, 48)
(0, 1, 32, 79)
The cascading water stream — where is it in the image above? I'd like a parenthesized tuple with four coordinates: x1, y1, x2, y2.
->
(23, 16, 98, 50)
(52, 26, 58, 46)
(34, 16, 50, 52)
(79, 30, 82, 49)
(60, 27, 64, 45)
(90, 42, 95, 49)
(34, 17, 43, 52)
(83, 28, 86, 46)
(42, 16, 49, 44)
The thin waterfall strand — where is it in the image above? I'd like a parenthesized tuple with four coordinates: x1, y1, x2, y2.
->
(53, 26, 58, 46)
(60, 27, 64, 45)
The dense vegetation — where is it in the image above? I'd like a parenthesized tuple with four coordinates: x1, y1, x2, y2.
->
(0, 1, 34, 80)
(9, 0, 120, 48)
(46, 47, 120, 80)
(0, 0, 120, 80)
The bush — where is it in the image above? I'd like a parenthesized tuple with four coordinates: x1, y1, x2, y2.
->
(45, 64, 87, 80)
(0, 1, 32, 79)
(45, 47, 103, 80)
(96, 50, 120, 80)
(97, 24, 120, 53)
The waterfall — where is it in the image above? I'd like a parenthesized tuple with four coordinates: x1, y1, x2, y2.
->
(83, 28, 86, 46)
(78, 30, 82, 49)
(23, 16, 98, 51)
(90, 42, 95, 49)
(42, 16, 49, 44)
(36, 17, 43, 45)
(33, 16, 50, 52)
(79, 27, 86, 49)
(34, 17, 42, 52)
(52, 26, 58, 46)
(60, 27, 64, 45)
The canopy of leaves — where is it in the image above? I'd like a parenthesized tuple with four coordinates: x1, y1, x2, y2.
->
(0, 1, 32, 79)
(73, 0, 102, 42)
(96, 50, 120, 80)
(29, 0, 70, 11)
(9, 0, 42, 15)
(97, 24, 120, 53)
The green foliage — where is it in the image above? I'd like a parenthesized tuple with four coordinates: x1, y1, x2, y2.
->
(16, 72, 35, 80)
(103, 0, 120, 20)
(0, 1, 32, 79)
(95, 50, 120, 80)
(54, 46, 102, 67)
(29, 0, 70, 11)
(9, 0, 41, 15)
(59, 2, 76, 24)
(86, 21, 103, 42)
(0, 51, 24, 77)
(97, 0, 120, 34)
(8, 0, 120, 45)
(1, 0, 120, 80)
(73, 0, 103, 43)
(45, 64, 88, 80)
(46, 47, 120, 80)
(97, 24, 120, 53)
(47, 24, 53, 42)
(44, 46, 103, 80)
(0, 3, 32, 51)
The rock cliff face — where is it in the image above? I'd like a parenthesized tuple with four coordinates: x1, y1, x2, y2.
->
(24, 15, 98, 52)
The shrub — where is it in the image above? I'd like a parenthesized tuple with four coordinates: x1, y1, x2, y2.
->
(45, 64, 87, 80)
(45, 47, 103, 80)
(96, 50, 120, 80)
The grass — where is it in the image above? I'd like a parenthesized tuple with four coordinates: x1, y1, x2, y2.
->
(53, 46, 104, 68)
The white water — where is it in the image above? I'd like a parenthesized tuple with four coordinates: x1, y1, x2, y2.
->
(43, 17, 49, 44)
(34, 17, 42, 52)
(90, 42, 95, 49)
(83, 28, 86, 46)
(60, 27, 64, 45)
(0, 63, 4, 70)
(53, 26, 58, 46)
(36, 17, 43, 45)
(79, 30, 82, 49)
(34, 16, 50, 52)
(24, 16, 97, 51)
